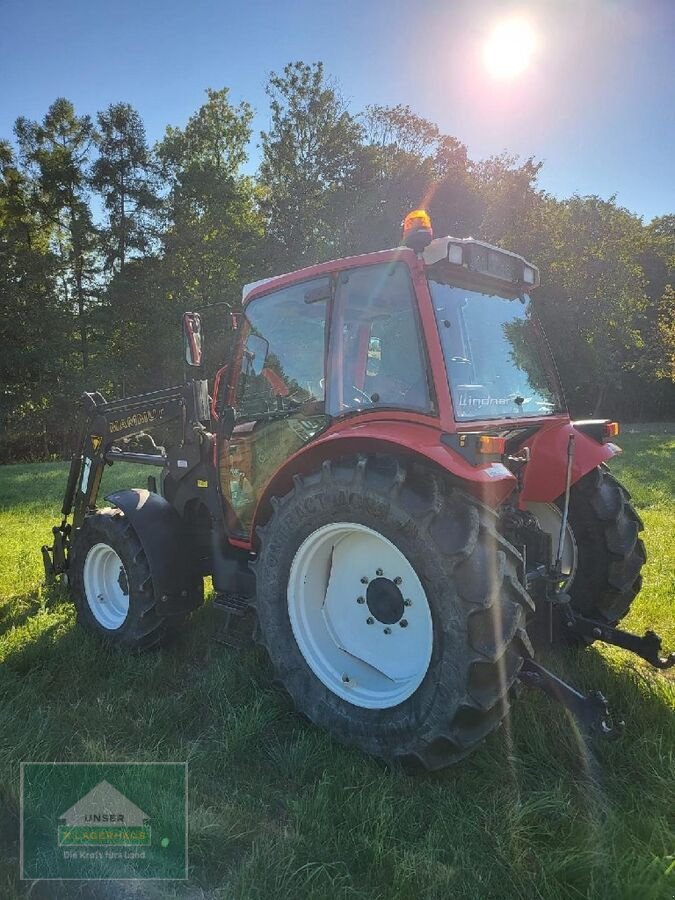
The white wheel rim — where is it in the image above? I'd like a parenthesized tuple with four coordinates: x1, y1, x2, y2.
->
(83, 542, 130, 630)
(524, 502, 578, 588)
(287, 523, 433, 709)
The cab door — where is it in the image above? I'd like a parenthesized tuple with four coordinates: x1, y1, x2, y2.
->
(220, 276, 330, 536)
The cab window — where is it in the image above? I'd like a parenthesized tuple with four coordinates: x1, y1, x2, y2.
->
(327, 262, 432, 415)
(225, 277, 329, 534)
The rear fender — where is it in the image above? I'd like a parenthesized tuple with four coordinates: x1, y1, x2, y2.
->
(519, 421, 621, 503)
(105, 488, 201, 614)
(251, 421, 517, 539)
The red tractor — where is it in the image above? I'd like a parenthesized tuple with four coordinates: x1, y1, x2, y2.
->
(43, 210, 672, 770)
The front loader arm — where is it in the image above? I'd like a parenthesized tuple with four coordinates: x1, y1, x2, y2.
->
(43, 380, 210, 581)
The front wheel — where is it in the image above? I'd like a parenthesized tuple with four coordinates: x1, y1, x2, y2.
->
(565, 466, 647, 627)
(254, 456, 533, 771)
(70, 508, 201, 651)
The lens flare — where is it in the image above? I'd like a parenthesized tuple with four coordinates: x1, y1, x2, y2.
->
(483, 19, 537, 80)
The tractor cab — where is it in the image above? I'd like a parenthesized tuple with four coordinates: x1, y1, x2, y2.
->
(215, 211, 597, 542)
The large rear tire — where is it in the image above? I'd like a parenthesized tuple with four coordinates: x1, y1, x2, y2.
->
(254, 456, 533, 771)
(565, 465, 646, 627)
(70, 508, 201, 651)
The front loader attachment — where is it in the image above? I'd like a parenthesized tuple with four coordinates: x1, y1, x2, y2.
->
(42, 380, 210, 583)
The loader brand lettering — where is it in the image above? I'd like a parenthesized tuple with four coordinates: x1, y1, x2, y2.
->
(109, 408, 165, 433)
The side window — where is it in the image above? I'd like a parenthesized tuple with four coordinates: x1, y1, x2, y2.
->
(236, 278, 329, 421)
(327, 262, 432, 415)
(225, 278, 329, 534)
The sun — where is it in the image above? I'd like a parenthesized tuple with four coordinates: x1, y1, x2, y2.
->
(483, 19, 537, 80)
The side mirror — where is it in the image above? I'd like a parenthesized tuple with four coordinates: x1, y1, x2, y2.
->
(242, 334, 269, 377)
(182, 312, 203, 367)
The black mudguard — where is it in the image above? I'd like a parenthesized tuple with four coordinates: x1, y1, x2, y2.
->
(105, 488, 202, 614)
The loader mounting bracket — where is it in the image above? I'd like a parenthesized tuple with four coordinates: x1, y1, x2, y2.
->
(519, 658, 624, 739)
(564, 614, 675, 669)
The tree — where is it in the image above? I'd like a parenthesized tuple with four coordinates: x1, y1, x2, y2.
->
(356, 105, 476, 249)
(471, 152, 543, 247)
(91, 102, 159, 274)
(259, 62, 364, 266)
(525, 195, 651, 414)
(0, 141, 66, 458)
(14, 99, 98, 370)
(156, 88, 263, 313)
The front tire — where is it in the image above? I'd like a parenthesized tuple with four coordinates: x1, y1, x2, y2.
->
(254, 456, 533, 771)
(566, 466, 647, 626)
(70, 508, 200, 651)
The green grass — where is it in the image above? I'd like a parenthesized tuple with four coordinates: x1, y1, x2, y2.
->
(0, 434, 673, 899)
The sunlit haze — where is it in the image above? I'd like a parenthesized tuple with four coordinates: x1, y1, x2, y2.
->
(483, 19, 538, 80)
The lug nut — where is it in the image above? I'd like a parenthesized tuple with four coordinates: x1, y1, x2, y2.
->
(383, 627, 392, 635)
(394, 576, 402, 585)
(357, 596, 365, 604)
(366, 617, 374, 625)
(360, 576, 369, 584)
(342, 674, 350, 683)
(376, 568, 383, 576)
(404, 599, 412, 607)
(400, 619, 408, 628)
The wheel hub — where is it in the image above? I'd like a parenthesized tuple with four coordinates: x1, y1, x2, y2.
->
(83, 542, 130, 630)
(366, 577, 404, 625)
(287, 522, 433, 709)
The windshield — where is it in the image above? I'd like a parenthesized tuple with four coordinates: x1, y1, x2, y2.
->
(428, 280, 563, 421)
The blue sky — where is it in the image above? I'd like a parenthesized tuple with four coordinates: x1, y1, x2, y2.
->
(1, 0, 673, 222)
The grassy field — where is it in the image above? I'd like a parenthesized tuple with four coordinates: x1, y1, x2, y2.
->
(0, 431, 673, 899)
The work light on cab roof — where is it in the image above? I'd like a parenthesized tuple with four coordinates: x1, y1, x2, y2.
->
(402, 208, 540, 292)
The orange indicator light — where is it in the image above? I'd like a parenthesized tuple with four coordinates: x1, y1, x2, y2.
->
(478, 435, 506, 455)
(401, 209, 433, 251)
(603, 421, 620, 440)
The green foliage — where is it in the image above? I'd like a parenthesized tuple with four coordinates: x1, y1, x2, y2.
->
(259, 61, 365, 266)
(157, 88, 263, 309)
(91, 101, 160, 273)
(0, 64, 673, 462)
(14, 99, 99, 375)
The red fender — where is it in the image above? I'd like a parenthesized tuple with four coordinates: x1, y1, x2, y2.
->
(249, 418, 517, 541)
(519, 420, 621, 504)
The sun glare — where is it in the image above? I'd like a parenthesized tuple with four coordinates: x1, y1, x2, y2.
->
(483, 19, 537, 80)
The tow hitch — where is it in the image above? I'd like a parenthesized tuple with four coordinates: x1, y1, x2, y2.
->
(564, 613, 675, 670)
(520, 599, 673, 738)
(519, 658, 624, 739)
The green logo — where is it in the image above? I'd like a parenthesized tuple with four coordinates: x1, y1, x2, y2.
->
(21, 762, 187, 880)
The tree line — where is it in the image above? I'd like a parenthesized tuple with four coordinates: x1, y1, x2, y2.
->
(1, 61, 673, 461)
